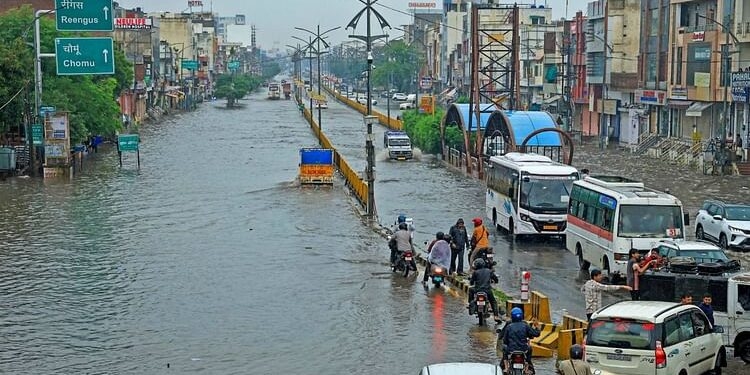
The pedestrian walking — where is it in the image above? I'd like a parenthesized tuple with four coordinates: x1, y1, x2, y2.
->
(581, 269, 632, 320)
(626, 248, 655, 300)
(448, 218, 470, 275)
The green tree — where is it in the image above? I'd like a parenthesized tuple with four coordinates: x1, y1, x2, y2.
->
(0, 6, 133, 144)
(214, 73, 261, 108)
(402, 109, 445, 154)
(371, 40, 420, 92)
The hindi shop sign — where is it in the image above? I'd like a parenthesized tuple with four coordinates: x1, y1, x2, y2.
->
(635, 89, 666, 106)
(408, 1, 437, 8)
(114, 17, 152, 30)
(55, 37, 115, 75)
(55, 0, 114, 31)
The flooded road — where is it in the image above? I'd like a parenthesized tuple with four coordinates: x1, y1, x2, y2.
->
(0, 92, 504, 374)
(2, 87, 748, 373)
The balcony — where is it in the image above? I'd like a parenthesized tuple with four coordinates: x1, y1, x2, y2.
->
(735, 21, 750, 43)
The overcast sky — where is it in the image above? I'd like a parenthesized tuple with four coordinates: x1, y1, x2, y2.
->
(118, 0, 576, 50)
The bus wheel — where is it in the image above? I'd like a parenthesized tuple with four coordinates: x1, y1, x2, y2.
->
(577, 244, 589, 270)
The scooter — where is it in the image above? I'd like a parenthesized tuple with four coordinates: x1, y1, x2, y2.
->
(429, 263, 446, 287)
(474, 247, 497, 269)
(504, 351, 534, 375)
(392, 250, 417, 277)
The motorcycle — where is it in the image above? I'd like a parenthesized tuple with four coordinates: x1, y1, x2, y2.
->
(474, 247, 497, 269)
(470, 291, 491, 326)
(393, 250, 418, 277)
(429, 263, 446, 287)
(503, 351, 534, 375)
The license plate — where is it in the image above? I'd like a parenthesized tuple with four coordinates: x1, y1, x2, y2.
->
(405, 257, 412, 261)
(487, 253, 493, 258)
(512, 364, 524, 369)
(543, 225, 557, 230)
(397, 157, 406, 160)
(477, 300, 486, 306)
(606, 353, 632, 361)
(433, 276, 443, 282)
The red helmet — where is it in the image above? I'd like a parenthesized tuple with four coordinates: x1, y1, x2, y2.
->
(472, 217, 482, 226)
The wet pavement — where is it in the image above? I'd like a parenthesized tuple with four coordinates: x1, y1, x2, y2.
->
(1, 87, 748, 373)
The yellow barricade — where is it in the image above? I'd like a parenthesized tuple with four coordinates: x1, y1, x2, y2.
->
(530, 291, 551, 323)
(557, 328, 586, 360)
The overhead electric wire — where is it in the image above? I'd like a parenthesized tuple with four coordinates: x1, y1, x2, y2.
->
(0, 83, 29, 112)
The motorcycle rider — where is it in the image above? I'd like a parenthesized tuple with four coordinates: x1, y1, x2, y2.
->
(557, 344, 592, 375)
(390, 222, 413, 267)
(423, 232, 451, 285)
(502, 307, 541, 367)
(395, 214, 415, 239)
(467, 258, 502, 323)
(469, 217, 491, 267)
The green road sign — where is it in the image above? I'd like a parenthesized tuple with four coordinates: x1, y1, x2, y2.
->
(39, 105, 56, 117)
(56, 0, 114, 31)
(118, 134, 139, 152)
(32, 124, 44, 145)
(228, 61, 240, 70)
(181, 60, 199, 70)
(55, 37, 115, 75)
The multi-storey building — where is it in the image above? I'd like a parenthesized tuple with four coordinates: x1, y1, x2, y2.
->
(585, 0, 641, 145)
(636, 0, 670, 137)
(666, 0, 735, 140)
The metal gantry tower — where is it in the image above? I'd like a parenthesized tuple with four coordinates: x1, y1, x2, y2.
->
(468, 3, 520, 177)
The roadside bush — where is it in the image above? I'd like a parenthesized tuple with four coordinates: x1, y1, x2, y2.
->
(402, 109, 445, 154)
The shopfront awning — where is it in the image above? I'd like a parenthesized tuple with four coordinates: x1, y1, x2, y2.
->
(543, 95, 561, 104)
(686, 101, 713, 117)
(667, 99, 693, 108)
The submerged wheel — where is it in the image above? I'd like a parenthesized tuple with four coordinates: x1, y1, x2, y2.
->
(696, 225, 705, 240)
(719, 233, 728, 249)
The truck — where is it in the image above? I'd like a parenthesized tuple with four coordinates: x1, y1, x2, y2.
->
(267, 82, 281, 100)
(282, 81, 292, 100)
(383, 131, 413, 160)
(299, 148, 334, 185)
(640, 268, 750, 362)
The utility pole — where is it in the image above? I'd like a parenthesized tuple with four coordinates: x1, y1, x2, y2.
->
(294, 25, 340, 133)
(347, 0, 390, 221)
(599, 0, 609, 150)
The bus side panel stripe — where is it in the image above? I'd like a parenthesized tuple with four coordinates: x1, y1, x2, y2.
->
(567, 215, 613, 242)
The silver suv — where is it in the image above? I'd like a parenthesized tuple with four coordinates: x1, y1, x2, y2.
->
(695, 200, 750, 250)
(586, 301, 726, 375)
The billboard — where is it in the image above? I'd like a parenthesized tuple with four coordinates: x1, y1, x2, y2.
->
(409, 1, 437, 8)
(235, 14, 246, 25)
(114, 18, 152, 30)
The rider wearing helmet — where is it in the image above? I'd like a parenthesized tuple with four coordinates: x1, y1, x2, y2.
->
(469, 217, 490, 267)
(395, 214, 415, 239)
(468, 258, 501, 322)
(423, 232, 452, 284)
(390, 222, 413, 266)
(502, 307, 541, 365)
(557, 344, 592, 375)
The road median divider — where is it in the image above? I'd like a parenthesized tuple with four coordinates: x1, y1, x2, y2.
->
(323, 85, 403, 130)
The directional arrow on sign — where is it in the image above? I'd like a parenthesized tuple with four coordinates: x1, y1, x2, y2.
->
(103, 49, 109, 63)
(103, 6, 109, 20)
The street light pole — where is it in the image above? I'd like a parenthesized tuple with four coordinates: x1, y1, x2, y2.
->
(295, 25, 340, 134)
(347, 0, 390, 220)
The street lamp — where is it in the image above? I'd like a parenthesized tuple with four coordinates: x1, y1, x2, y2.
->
(364, 115, 377, 219)
(295, 26, 340, 134)
(292, 35, 315, 124)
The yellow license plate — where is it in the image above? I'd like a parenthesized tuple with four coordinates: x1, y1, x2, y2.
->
(543, 225, 557, 230)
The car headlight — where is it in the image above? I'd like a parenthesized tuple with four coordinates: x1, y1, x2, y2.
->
(729, 226, 744, 234)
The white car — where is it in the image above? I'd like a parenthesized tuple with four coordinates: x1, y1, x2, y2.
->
(586, 300, 726, 375)
(417, 362, 503, 375)
(392, 92, 408, 101)
(357, 96, 377, 106)
(695, 200, 750, 250)
(399, 102, 415, 110)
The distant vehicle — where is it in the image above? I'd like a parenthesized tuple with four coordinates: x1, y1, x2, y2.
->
(392, 92, 408, 101)
(383, 131, 413, 160)
(267, 82, 281, 100)
(586, 301, 726, 375)
(695, 200, 750, 250)
(357, 95, 377, 106)
(486, 153, 579, 238)
(304, 80, 311, 91)
(399, 102, 415, 110)
(566, 176, 689, 282)
(417, 362, 503, 375)
(314, 100, 328, 109)
(282, 82, 291, 100)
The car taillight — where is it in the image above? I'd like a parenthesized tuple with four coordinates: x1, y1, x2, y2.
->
(655, 341, 666, 369)
(433, 267, 443, 274)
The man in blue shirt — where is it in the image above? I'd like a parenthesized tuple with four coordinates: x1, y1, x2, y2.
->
(698, 294, 715, 327)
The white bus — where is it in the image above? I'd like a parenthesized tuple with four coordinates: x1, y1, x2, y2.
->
(485, 153, 580, 237)
(566, 176, 689, 282)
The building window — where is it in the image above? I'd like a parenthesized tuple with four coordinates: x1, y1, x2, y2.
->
(676, 47, 683, 85)
(647, 53, 657, 82)
(679, 4, 690, 27)
(650, 8, 659, 36)
(686, 43, 711, 86)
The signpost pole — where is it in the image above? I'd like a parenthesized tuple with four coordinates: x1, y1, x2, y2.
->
(137, 148, 141, 170)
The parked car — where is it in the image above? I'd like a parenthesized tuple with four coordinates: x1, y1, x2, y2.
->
(417, 362, 504, 375)
(695, 200, 750, 250)
(399, 102, 415, 110)
(392, 92, 408, 101)
(586, 300, 726, 375)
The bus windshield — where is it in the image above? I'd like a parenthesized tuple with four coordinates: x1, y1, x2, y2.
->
(618, 205, 684, 238)
(520, 175, 575, 213)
